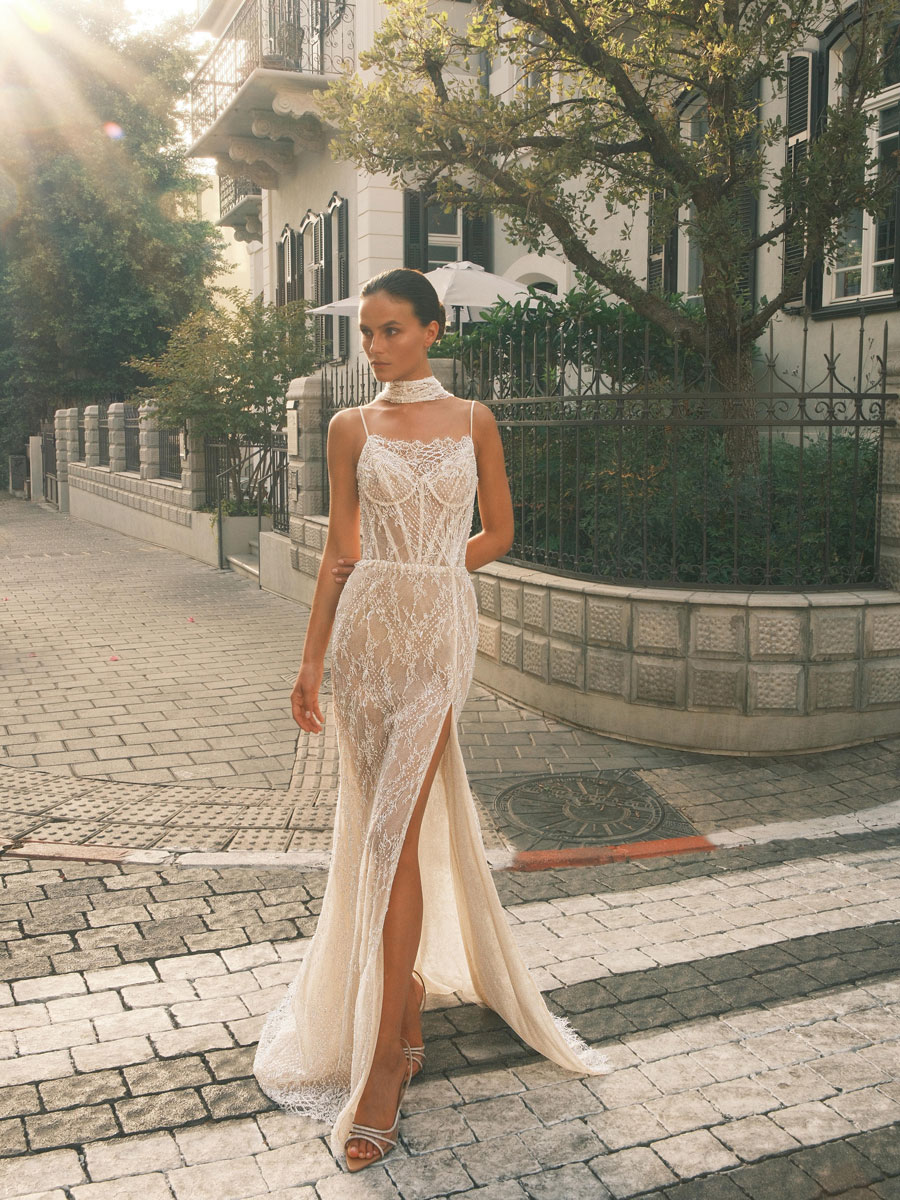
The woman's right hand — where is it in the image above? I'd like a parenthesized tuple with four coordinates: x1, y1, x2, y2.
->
(291, 663, 325, 734)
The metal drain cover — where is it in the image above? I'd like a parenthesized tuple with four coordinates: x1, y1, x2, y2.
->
(490, 769, 697, 851)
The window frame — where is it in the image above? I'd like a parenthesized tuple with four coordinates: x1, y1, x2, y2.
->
(819, 22, 900, 310)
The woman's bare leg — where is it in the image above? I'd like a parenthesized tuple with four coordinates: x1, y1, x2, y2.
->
(346, 705, 453, 1166)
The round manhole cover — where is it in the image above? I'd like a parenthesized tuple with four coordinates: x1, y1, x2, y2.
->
(492, 769, 696, 849)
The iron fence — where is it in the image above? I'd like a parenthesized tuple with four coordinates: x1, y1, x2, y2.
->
(191, 0, 355, 143)
(324, 313, 896, 590)
(158, 429, 182, 481)
(98, 405, 109, 467)
(204, 433, 288, 529)
(77, 410, 85, 461)
(40, 423, 57, 507)
(124, 405, 140, 472)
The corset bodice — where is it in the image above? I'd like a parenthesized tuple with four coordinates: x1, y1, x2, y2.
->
(356, 432, 478, 569)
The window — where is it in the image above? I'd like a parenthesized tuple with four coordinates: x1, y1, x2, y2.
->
(404, 190, 492, 272)
(678, 108, 709, 302)
(276, 225, 302, 307)
(650, 94, 757, 306)
(823, 26, 900, 305)
(782, 52, 813, 305)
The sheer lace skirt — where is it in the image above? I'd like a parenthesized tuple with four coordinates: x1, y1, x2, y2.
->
(252, 563, 609, 1158)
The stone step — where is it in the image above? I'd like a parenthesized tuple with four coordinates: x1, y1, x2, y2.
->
(226, 551, 259, 581)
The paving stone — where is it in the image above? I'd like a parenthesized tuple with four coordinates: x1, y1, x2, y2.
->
(385, 1148, 474, 1199)
(200, 1077, 274, 1118)
(790, 1140, 884, 1193)
(316, 1172, 401, 1199)
(590, 1146, 678, 1198)
(713, 1114, 801, 1162)
(519, 1161, 613, 1200)
(72, 1035, 154, 1073)
(254, 1141, 339, 1188)
(174, 1116, 265, 1164)
(462, 1094, 543, 1140)
(725, 1156, 832, 1200)
(167, 1156, 268, 1200)
(849, 1124, 900, 1173)
(518, 1119, 605, 1167)
(26, 1103, 119, 1150)
(115, 1087, 207, 1133)
(0, 1148, 86, 1199)
(83, 1131, 182, 1180)
(651, 1129, 740, 1179)
(39, 1070, 127, 1110)
(0, 1117, 26, 1156)
(124, 1056, 212, 1095)
(401, 1105, 475, 1154)
(69, 1174, 175, 1200)
(0, 1084, 41, 1119)
(645, 1092, 723, 1136)
(771, 1100, 856, 1143)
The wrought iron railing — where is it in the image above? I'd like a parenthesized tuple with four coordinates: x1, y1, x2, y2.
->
(191, 0, 355, 144)
(77, 410, 85, 461)
(204, 433, 287, 524)
(97, 406, 109, 467)
(323, 313, 896, 590)
(158, 429, 182, 481)
(124, 405, 140, 472)
(220, 175, 262, 220)
(40, 423, 57, 507)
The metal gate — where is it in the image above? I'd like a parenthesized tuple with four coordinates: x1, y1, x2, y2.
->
(41, 423, 58, 507)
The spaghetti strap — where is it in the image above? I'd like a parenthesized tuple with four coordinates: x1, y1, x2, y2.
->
(469, 399, 474, 439)
(358, 406, 369, 439)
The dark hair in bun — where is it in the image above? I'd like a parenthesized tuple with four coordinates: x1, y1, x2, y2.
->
(359, 268, 446, 340)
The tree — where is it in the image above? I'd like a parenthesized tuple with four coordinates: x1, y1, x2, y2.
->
(0, 0, 228, 464)
(319, 0, 900, 470)
(128, 288, 316, 507)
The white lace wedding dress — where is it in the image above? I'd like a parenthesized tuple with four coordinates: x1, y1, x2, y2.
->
(253, 395, 609, 1157)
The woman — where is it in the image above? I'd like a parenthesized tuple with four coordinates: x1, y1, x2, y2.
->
(253, 268, 608, 1173)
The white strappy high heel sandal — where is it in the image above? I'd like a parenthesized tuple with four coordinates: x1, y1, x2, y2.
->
(404, 970, 426, 1080)
(344, 1037, 413, 1172)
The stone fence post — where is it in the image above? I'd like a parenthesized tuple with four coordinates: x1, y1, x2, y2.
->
(139, 402, 160, 481)
(54, 407, 79, 513)
(286, 373, 327, 520)
(83, 406, 99, 467)
(107, 402, 126, 474)
(181, 424, 207, 510)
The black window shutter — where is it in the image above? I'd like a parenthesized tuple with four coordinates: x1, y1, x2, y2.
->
(320, 212, 333, 360)
(647, 191, 679, 294)
(783, 54, 813, 305)
(404, 190, 426, 269)
(293, 230, 304, 301)
(276, 230, 286, 307)
(337, 198, 349, 359)
(463, 209, 492, 270)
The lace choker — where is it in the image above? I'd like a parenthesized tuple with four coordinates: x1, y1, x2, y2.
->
(375, 376, 453, 404)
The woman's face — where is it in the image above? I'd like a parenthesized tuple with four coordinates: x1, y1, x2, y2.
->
(358, 290, 439, 382)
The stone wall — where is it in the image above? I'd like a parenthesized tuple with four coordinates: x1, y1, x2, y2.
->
(283, 369, 900, 754)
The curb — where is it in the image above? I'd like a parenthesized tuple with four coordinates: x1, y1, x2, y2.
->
(0, 835, 717, 873)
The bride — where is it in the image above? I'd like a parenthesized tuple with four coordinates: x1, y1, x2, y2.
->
(253, 267, 608, 1173)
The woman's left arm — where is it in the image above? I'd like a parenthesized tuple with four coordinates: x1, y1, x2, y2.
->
(465, 400, 515, 573)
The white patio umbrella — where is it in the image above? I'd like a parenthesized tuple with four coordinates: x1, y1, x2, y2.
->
(311, 262, 533, 321)
(425, 261, 532, 317)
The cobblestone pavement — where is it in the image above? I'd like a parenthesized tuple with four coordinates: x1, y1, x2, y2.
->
(4, 496, 900, 859)
(1, 833, 899, 1199)
(2, 496, 900, 1196)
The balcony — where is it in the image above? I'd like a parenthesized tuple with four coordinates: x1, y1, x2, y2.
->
(190, 0, 354, 159)
(218, 174, 263, 242)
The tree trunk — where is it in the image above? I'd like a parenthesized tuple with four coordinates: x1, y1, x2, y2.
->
(710, 342, 760, 479)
